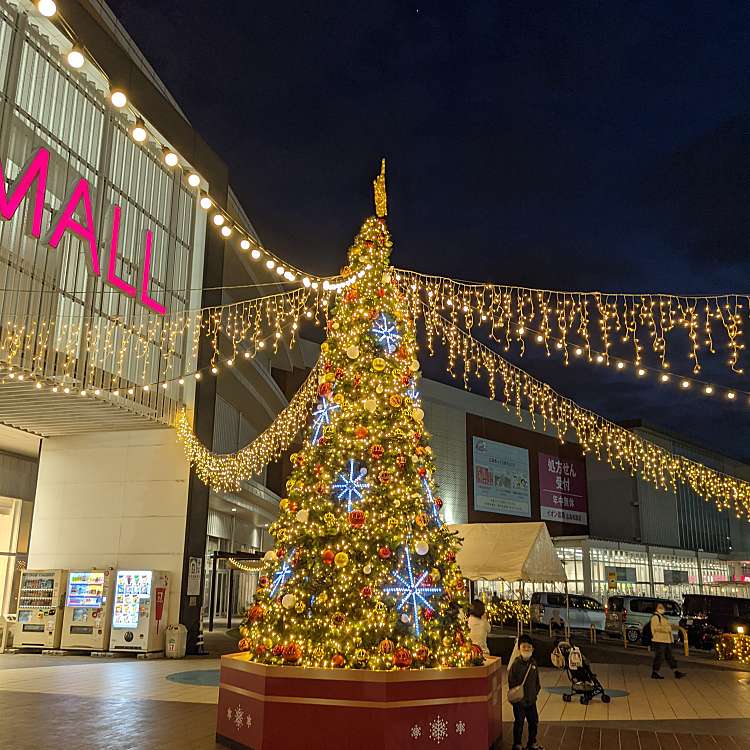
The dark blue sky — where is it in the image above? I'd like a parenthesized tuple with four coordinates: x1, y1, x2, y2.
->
(109, 1, 750, 460)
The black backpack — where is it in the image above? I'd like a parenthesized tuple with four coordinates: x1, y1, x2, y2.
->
(641, 620, 653, 646)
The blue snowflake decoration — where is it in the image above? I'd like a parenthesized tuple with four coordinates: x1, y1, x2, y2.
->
(422, 477, 443, 527)
(383, 547, 442, 637)
(371, 312, 402, 355)
(310, 395, 340, 444)
(269, 547, 296, 598)
(406, 378, 420, 404)
(331, 458, 369, 511)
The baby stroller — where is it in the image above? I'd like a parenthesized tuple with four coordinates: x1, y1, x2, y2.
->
(552, 641, 610, 705)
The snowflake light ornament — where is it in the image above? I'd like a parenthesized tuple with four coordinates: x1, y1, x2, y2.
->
(383, 546, 442, 636)
(233, 706, 245, 730)
(310, 395, 340, 444)
(410, 724, 422, 739)
(422, 477, 443, 527)
(455, 720, 466, 735)
(371, 312, 402, 354)
(269, 547, 296, 598)
(331, 458, 369, 511)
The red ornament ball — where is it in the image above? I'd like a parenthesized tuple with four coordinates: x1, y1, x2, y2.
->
(332, 653, 345, 668)
(377, 288, 386, 297)
(283, 642, 302, 663)
(446, 551, 456, 563)
(333, 612, 346, 626)
(272, 643, 285, 657)
(393, 648, 413, 669)
(415, 644, 430, 662)
(396, 455, 407, 469)
(435, 497, 443, 509)
(415, 512, 429, 528)
(318, 382, 333, 397)
(422, 607, 434, 621)
(255, 643, 267, 656)
(470, 644, 484, 661)
(355, 424, 369, 439)
(378, 545, 392, 559)
(348, 509, 366, 529)
(288, 500, 299, 513)
(258, 576, 269, 588)
(335, 367, 344, 380)
(322, 549, 335, 565)
(238, 638, 251, 652)
(276, 547, 286, 558)
(360, 585, 373, 599)
(370, 444, 385, 460)
(418, 466, 427, 477)
(248, 604, 264, 622)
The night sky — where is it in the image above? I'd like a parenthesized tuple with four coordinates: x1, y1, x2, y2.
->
(108, 1, 750, 462)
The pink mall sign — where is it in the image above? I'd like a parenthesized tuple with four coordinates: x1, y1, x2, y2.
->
(538, 452, 588, 526)
(0, 147, 166, 314)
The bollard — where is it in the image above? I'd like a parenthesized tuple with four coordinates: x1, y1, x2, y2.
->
(196, 627, 207, 655)
(622, 624, 627, 649)
(590, 624, 597, 644)
(679, 626, 689, 657)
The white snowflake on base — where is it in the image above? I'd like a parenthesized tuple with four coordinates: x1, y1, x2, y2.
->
(246, 714, 252, 728)
(429, 715, 448, 744)
(233, 705, 244, 730)
(410, 724, 422, 739)
(226, 707, 232, 720)
(455, 720, 466, 735)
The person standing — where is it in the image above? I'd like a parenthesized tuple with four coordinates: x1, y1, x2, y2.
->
(468, 598, 491, 657)
(650, 603, 686, 679)
(508, 634, 543, 750)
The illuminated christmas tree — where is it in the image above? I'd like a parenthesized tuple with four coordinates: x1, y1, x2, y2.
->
(239, 163, 476, 669)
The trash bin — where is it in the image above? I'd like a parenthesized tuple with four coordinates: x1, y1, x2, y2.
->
(165, 624, 188, 659)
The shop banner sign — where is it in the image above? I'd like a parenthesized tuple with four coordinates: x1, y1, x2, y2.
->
(538, 452, 588, 525)
(472, 437, 531, 517)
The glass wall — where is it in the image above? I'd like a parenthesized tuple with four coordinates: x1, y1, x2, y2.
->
(0, 3, 202, 420)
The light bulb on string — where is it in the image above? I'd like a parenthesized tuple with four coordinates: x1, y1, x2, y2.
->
(131, 118, 147, 143)
(67, 44, 85, 69)
(162, 148, 179, 167)
(199, 195, 212, 210)
(110, 89, 127, 108)
(187, 172, 201, 188)
(37, 0, 56, 17)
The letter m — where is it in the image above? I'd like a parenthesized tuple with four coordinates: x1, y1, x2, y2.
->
(0, 147, 50, 237)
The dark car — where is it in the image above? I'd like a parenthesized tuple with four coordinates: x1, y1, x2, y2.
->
(680, 594, 750, 650)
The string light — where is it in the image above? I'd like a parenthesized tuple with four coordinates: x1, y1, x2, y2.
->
(131, 118, 147, 143)
(37, 0, 56, 17)
(110, 89, 127, 108)
(186, 172, 201, 188)
(66, 44, 84, 69)
(397, 269, 748, 376)
(162, 147, 179, 167)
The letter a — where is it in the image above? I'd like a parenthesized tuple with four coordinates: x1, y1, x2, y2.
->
(44, 178, 101, 277)
(0, 147, 49, 237)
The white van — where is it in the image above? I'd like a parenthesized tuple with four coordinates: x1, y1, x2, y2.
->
(530, 591, 606, 632)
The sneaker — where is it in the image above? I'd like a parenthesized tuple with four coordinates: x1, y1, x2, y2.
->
(651, 671, 664, 679)
(675, 671, 686, 679)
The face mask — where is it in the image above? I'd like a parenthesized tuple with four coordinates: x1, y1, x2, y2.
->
(520, 647, 533, 661)
(656, 607, 665, 615)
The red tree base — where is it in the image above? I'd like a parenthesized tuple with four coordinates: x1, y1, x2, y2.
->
(216, 653, 503, 749)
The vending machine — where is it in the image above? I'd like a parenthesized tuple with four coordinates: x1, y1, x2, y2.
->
(60, 568, 114, 651)
(14, 569, 68, 649)
(109, 570, 169, 653)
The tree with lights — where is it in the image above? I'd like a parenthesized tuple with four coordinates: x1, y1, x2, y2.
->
(238, 163, 477, 670)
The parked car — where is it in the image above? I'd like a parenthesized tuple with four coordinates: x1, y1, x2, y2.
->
(680, 594, 750, 649)
(530, 591, 605, 632)
(605, 595, 681, 644)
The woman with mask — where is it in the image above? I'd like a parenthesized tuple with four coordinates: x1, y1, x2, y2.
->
(650, 602, 686, 680)
(508, 634, 543, 750)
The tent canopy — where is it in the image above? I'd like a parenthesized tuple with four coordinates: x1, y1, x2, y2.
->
(448, 522, 567, 583)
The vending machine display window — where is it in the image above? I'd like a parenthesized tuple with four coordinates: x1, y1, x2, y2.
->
(113, 571, 153, 629)
(66, 571, 105, 608)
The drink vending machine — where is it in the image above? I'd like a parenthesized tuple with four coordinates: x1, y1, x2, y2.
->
(109, 570, 169, 653)
(14, 569, 68, 649)
(60, 568, 115, 651)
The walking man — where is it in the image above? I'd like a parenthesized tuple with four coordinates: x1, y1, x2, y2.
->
(650, 603, 686, 680)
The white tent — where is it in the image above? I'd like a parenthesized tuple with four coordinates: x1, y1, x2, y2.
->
(448, 522, 567, 583)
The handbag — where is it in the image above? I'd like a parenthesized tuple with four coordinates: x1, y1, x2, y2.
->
(507, 662, 533, 704)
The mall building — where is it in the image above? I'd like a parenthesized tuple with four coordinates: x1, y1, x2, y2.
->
(0, 0, 310, 652)
(420, 378, 750, 604)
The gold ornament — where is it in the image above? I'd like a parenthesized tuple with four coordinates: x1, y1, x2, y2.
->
(324, 512, 337, 526)
(364, 398, 378, 413)
(410, 359, 420, 372)
(295, 600, 306, 613)
(346, 345, 360, 360)
(372, 357, 386, 371)
(279, 498, 289, 510)
(334, 551, 349, 567)
(412, 407, 425, 422)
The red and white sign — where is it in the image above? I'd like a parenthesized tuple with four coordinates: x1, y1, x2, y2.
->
(538, 452, 588, 526)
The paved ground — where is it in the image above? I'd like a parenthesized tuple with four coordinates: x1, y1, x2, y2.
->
(1, 648, 749, 749)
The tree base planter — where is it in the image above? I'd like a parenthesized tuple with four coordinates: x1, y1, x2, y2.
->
(217, 653, 503, 749)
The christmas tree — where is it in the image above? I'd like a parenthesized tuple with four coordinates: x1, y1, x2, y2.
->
(239, 163, 476, 670)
